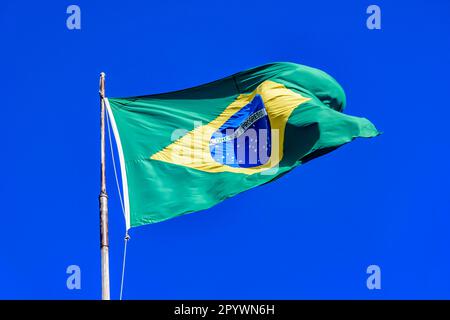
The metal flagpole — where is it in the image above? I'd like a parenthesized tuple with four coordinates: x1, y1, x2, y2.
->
(99, 72, 111, 300)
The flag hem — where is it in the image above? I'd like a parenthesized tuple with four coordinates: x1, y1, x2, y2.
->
(105, 98, 131, 230)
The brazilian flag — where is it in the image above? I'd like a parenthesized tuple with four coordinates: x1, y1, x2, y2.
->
(106, 62, 379, 229)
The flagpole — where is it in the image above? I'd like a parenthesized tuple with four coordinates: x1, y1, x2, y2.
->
(99, 72, 111, 300)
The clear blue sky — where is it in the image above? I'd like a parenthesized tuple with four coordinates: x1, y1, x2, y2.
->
(1, 0, 449, 299)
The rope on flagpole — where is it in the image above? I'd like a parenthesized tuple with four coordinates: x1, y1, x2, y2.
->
(120, 233, 130, 300)
(105, 110, 129, 300)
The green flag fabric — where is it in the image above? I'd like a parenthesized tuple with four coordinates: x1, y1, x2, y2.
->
(106, 62, 379, 229)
